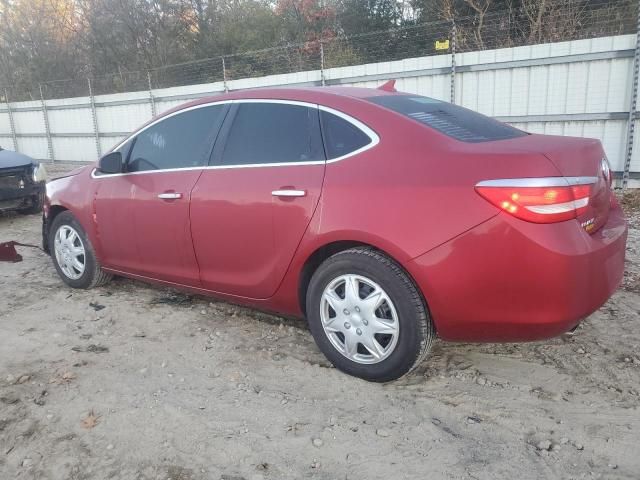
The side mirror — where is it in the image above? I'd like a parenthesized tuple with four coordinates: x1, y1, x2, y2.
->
(98, 152, 123, 174)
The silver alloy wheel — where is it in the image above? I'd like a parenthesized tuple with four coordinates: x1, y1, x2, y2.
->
(54, 225, 86, 280)
(320, 274, 399, 364)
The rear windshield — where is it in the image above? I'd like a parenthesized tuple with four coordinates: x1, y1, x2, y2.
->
(367, 95, 526, 143)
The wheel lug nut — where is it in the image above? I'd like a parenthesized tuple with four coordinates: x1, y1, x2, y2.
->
(355, 306, 360, 312)
(362, 319, 368, 326)
(356, 328, 362, 336)
(343, 309, 350, 315)
(344, 322, 351, 329)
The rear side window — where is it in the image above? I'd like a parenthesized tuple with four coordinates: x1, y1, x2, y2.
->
(368, 95, 526, 143)
(127, 105, 225, 172)
(220, 103, 324, 166)
(320, 110, 372, 160)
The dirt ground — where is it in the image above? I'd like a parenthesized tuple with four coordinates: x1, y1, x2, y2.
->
(1, 163, 639, 480)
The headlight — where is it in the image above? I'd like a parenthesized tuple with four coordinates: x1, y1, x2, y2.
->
(32, 163, 47, 183)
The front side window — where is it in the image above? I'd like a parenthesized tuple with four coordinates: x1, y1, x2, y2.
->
(127, 105, 225, 172)
(320, 110, 373, 160)
(367, 95, 526, 143)
(220, 103, 324, 166)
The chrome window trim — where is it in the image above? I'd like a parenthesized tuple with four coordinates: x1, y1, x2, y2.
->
(475, 176, 598, 188)
(91, 98, 380, 179)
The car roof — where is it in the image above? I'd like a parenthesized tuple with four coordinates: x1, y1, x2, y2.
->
(163, 86, 399, 118)
(114, 86, 404, 147)
(205, 85, 397, 101)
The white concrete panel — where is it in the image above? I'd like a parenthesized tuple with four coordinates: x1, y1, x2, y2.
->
(459, 71, 479, 111)
(509, 68, 531, 116)
(0, 135, 17, 151)
(565, 62, 589, 113)
(155, 99, 192, 114)
(152, 82, 224, 100)
(545, 64, 570, 115)
(543, 122, 567, 136)
(16, 136, 48, 160)
(100, 136, 127, 154)
(48, 107, 94, 134)
(52, 137, 98, 162)
(527, 66, 549, 115)
(96, 103, 152, 134)
(518, 122, 546, 134)
(0, 111, 12, 135)
(562, 122, 584, 137)
(600, 120, 627, 171)
(606, 59, 632, 111)
(13, 110, 45, 134)
(611, 34, 637, 51)
(47, 96, 91, 108)
(630, 119, 640, 173)
(548, 40, 571, 57)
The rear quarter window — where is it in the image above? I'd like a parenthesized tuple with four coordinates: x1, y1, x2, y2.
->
(320, 110, 373, 160)
(368, 95, 526, 143)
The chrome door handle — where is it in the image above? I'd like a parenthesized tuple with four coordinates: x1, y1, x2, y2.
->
(158, 192, 183, 200)
(271, 189, 306, 197)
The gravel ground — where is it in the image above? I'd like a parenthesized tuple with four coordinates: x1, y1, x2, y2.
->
(1, 163, 639, 480)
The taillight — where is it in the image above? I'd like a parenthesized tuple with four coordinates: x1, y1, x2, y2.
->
(475, 177, 597, 224)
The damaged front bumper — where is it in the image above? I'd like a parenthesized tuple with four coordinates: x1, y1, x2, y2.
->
(0, 167, 45, 213)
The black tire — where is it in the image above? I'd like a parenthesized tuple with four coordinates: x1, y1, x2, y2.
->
(306, 247, 435, 382)
(48, 211, 112, 289)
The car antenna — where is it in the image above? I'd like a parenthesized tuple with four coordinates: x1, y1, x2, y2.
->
(377, 79, 397, 92)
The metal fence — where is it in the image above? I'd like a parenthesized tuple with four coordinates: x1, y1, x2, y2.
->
(0, 0, 639, 187)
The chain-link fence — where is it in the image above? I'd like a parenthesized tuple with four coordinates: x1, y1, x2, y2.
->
(0, 0, 635, 102)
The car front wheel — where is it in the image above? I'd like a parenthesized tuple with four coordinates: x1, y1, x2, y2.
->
(49, 211, 112, 289)
(306, 247, 434, 382)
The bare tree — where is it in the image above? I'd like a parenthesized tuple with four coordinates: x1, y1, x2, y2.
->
(463, 0, 492, 49)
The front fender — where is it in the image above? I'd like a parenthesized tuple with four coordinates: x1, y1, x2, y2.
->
(44, 167, 99, 257)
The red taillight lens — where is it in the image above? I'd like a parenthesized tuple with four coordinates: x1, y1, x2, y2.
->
(475, 178, 594, 224)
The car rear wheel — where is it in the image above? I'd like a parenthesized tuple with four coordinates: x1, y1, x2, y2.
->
(49, 211, 112, 289)
(306, 247, 434, 382)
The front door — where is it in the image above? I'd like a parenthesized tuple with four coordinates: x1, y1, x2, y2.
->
(94, 103, 228, 285)
(190, 101, 326, 299)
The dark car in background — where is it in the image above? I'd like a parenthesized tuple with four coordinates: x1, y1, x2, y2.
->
(0, 147, 47, 214)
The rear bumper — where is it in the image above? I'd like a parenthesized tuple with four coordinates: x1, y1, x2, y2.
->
(407, 200, 628, 342)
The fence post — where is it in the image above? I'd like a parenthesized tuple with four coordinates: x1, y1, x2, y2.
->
(222, 57, 229, 93)
(147, 71, 157, 117)
(87, 78, 102, 158)
(320, 42, 326, 86)
(450, 20, 457, 104)
(3, 88, 18, 152)
(39, 84, 54, 162)
(623, 2, 640, 190)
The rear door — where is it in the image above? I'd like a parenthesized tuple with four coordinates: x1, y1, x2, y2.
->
(190, 100, 326, 299)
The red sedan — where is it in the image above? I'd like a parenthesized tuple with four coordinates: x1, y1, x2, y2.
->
(43, 86, 627, 382)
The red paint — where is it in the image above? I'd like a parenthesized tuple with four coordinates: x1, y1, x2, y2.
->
(190, 164, 325, 298)
(378, 79, 397, 92)
(44, 86, 628, 342)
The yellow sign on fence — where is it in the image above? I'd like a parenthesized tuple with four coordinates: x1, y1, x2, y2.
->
(435, 40, 450, 51)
